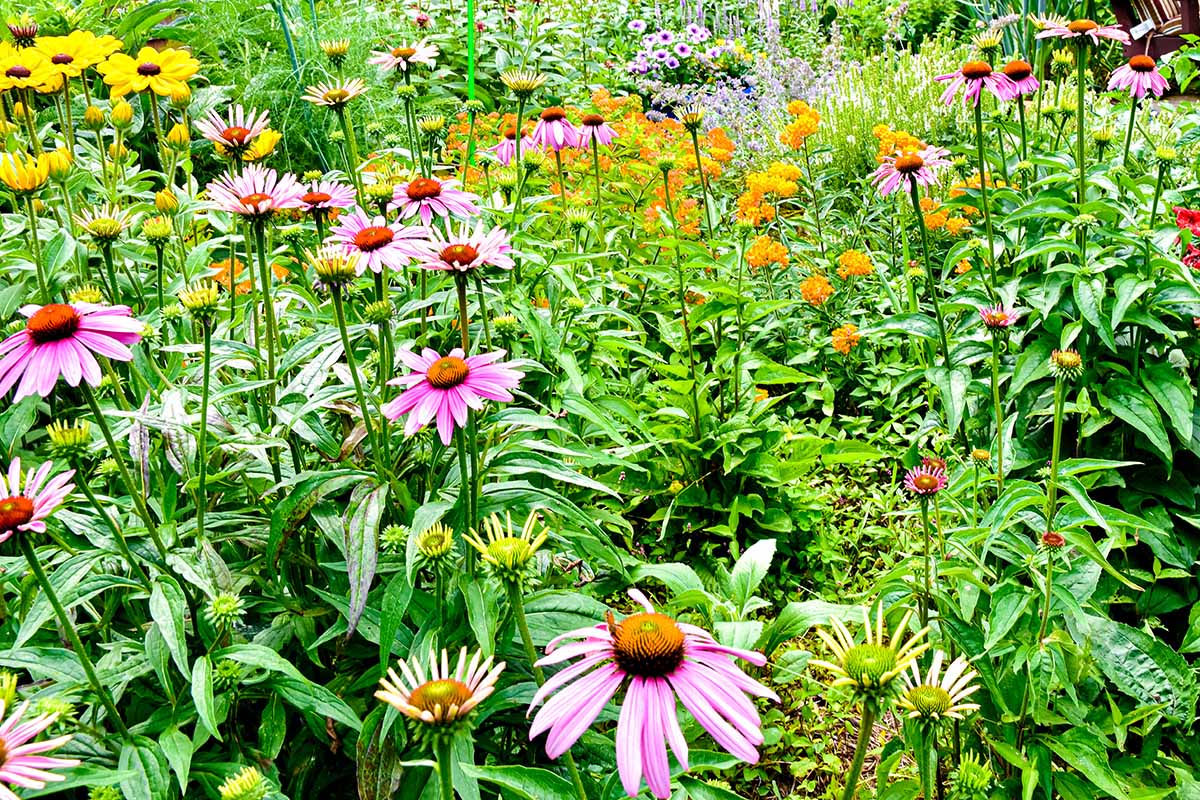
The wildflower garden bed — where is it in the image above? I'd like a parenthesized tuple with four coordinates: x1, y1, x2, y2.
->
(0, 1, 1197, 799)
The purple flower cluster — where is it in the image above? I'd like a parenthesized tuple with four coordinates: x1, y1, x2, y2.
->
(626, 21, 718, 78)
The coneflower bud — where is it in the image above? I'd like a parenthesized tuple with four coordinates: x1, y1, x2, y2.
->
(564, 205, 592, 231)
(46, 419, 91, 460)
(179, 281, 221, 319)
(1041, 530, 1066, 548)
(494, 169, 518, 190)
(970, 448, 990, 462)
(82, 105, 105, 130)
(1091, 125, 1114, 145)
(155, 188, 179, 214)
(214, 658, 242, 691)
(7, 14, 38, 47)
(76, 212, 126, 243)
(464, 511, 549, 583)
(207, 593, 245, 628)
(395, 83, 418, 100)
(364, 181, 393, 206)
(381, 524, 408, 553)
(463, 99, 486, 114)
(166, 123, 191, 151)
(493, 313, 518, 334)
(415, 522, 454, 561)
(302, 169, 324, 182)
(418, 115, 445, 136)
(0, 672, 14, 711)
(217, 766, 269, 800)
(89, 787, 123, 800)
(308, 245, 360, 287)
(950, 752, 994, 800)
(142, 216, 173, 245)
(363, 299, 393, 324)
(678, 104, 705, 132)
(110, 100, 133, 129)
(655, 155, 676, 174)
(320, 38, 351, 67)
(68, 284, 105, 304)
(1156, 145, 1178, 163)
(1049, 349, 1083, 379)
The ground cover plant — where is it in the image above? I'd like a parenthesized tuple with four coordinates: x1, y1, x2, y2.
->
(0, 0, 1196, 799)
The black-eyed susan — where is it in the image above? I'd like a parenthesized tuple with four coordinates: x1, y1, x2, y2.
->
(0, 151, 49, 193)
(96, 45, 200, 98)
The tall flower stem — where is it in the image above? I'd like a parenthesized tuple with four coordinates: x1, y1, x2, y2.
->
(553, 148, 569, 219)
(907, 183, 951, 364)
(251, 222, 283, 483)
(330, 287, 386, 484)
(972, 101, 999, 290)
(153, 246, 166, 310)
(1121, 96, 1138, 167)
(1075, 44, 1088, 212)
(61, 81, 77, 153)
(918, 497, 934, 628)
(334, 105, 364, 196)
(688, 128, 713, 241)
(18, 536, 131, 740)
(662, 170, 702, 443)
(990, 333, 1005, 492)
(195, 319, 213, 540)
(841, 705, 877, 800)
(436, 737, 455, 800)
(70, 464, 151, 588)
(509, 97, 527, 229)
(80, 383, 165, 557)
(455, 427, 473, 574)
(506, 581, 590, 800)
(591, 140, 604, 242)
(732, 232, 747, 408)
(801, 138, 825, 258)
(1037, 548, 1056, 645)
(1016, 95, 1029, 162)
(1042, 377, 1067, 535)
(472, 273, 492, 350)
(23, 196, 49, 303)
(20, 89, 41, 154)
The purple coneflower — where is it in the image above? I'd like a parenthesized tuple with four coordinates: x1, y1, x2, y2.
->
(935, 61, 1017, 106)
(579, 113, 618, 149)
(0, 458, 74, 544)
(383, 348, 523, 444)
(368, 39, 439, 73)
(376, 647, 504, 726)
(870, 146, 951, 197)
(1001, 59, 1039, 95)
(300, 179, 356, 215)
(528, 589, 778, 800)
(530, 107, 580, 151)
(1036, 18, 1130, 45)
(389, 176, 479, 225)
(207, 163, 305, 219)
(0, 699, 80, 797)
(0, 303, 142, 399)
(979, 305, 1021, 328)
(195, 104, 270, 150)
(410, 221, 515, 273)
(327, 208, 424, 274)
(489, 126, 525, 166)
(904, 464, 947, 495)
(1109, 55, 1169, 99)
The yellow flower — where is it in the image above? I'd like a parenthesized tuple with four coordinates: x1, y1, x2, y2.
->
(97, 45, 200, 98)
(222, 128, 282, 162)
(34, 31, 118, 77)
(43, 147, 72, 181)
(0, 151, 49, 193)
(165, 122, 190, 150)
(0, 43, 60, 92)
(464, 511, 549, 582)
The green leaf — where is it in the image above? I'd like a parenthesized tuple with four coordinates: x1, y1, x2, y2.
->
(632, 563, 706, 598)
(216, 644, 361, 730)
(1043, 728, 1131, 799)
(119, 741, 171, 800)
(149, 577, 189, 677)
(460, 764, 577, 800)
(464, 581, 499, 660)
(191, 656, 222, 741)
(984, 584, 1034, 652)
(1070, 614, 1198, 723)
(757, 600, 859, 657)
(1141, 362, 1194, 442)
(379, 570, 413, 671)
(679, 776, 746, 799)
(346, 482, 386, 638)
(267, 470, 366, 577)
(1101, 379, 1172, 465)
(159, 727, 192, 794)
(927, 366, 970, 436)
(859, 313, 942, 342)
(727, 539, 775, 615)
(1010, 339, 1052, 395)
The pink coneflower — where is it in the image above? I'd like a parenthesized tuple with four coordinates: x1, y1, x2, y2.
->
(0, 303, 143, 400)
(871, 146, 952, 197)
(194, 104, 270, 150)
(1109, 55, 1169, 99)
(389, 177, 479, 225)
(979, 305, 1021, 328)
(327, 208, 425, 274)
(0, 458, 74, 544)
(382, 348, 523, 445)
(904, 464, 947, 495)
(302, 79, 368, 108)
(1001, 60, 1039, 95)
(206, 163, 305, 219)
(0, 699, 80, 796)
(528, 589, 778, 800)
(368, 39, 439, 72)
(530, 107, 579, 151)
(411, 221, 515, 273)
(489, 126, 528, 166)
(300, 179, 356, 213)
(1036, 18, 1130, 45)
(375, 647, 504, 726)
(578, 113, 618, 149)
(935, 61, 1017, 106)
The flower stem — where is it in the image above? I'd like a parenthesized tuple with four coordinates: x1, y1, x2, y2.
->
(436, 736, 455, 800)
(841, 704, 877, 800)
(1037, 547, 1055, 646)
(661, 170, 702, 443)
(1122, 96, 1138, 168)
(591, 140, 604, 243)
(472, 272, 492, 350)
(23, 195, 50, 303)
(1075, 44, 1087, 211)
(919, 498, 933, 629)
(251, 222, 283, 484)
(973, 100, 999, 290)
(907, 183, 951, 365)
(455, 425, 473, 574)
(18, 535, 130, 739)
(801, 138, 825, 258)
(335, 105, 364, 197)
(553, 148, 569, 220)
(1017, 94, 1029, 162)
(330, 288, 385, 483)
(509, 96, 527, 233)
(80, 383, 165, 557)
(507, 581, 590, 800)
(1043, 377, 1067, 533)
(454, 273, 470, 352)
(70, 461, 151, 588)
(990, 333, 1005, 492)
(196, 319, 212, 540)
(689, 128, 713, 241)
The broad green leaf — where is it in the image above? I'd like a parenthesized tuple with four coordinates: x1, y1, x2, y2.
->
(1101, 379, 1172, 465)
(461, 764, 577, 800)
(150, 577, 189, 677)
(160, 727, 192, 794)
(346, 482, 386, 638)
(757, 600, 859, 657)
(1141, 362, 1193, 442)
(727, 539, 775, 614)
(191, 656, 222, 741)
(1043, 728, 1131, 799)
(119, 740, 171, 800)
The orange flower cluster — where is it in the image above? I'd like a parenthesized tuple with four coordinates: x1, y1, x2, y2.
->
(831, 324, 860, 354)
(208, 258, 288, 295)
(746, 235, 789, 269)
(780, 100, 820, 149)
(950, 172, 1014, 217)
(920, 198, 970, 234)
(800, 274, 834, 305)
(836, 249, 872, 279)
(736, 162, 802, 226)
(872, 124, 924, 163)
